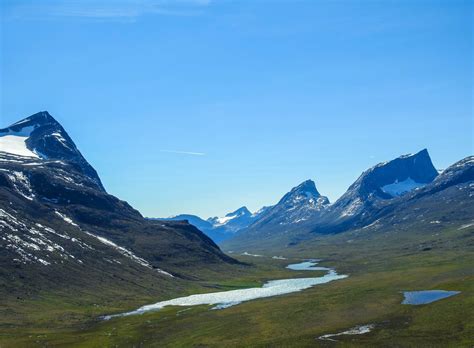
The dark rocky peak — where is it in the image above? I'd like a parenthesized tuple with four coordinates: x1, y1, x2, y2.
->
(294, 179, 320, 195)
(323, 149, 439, 224)
(5, 110, 58, 130)
(278, 179, 325, 205)
(349, 149, 438, 199)
(0, 111, 105, 191)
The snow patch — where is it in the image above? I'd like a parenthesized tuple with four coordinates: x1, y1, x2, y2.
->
(318, 324, 375, 341)
(458, 222, 474, 230)
(0, 209, 82, 264)
(0, 170, 35, 200)
(215, 215, 236, 225)
(341, 198, 363, 217)
(82, 230, 173, 277)
(381, 177, 426, 197)
(55, 211, 79, 227)
(241, 251, 263, 257)
(51, 211, 172, 276)
(0, 135, 39, 158)
(49, 132, 72, 150)
(212, 208, 250, 226)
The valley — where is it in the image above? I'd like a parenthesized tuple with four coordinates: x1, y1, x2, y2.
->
(0, 112, 472, 347)
(2, 1, 472, 346)
(0, 220, 472, 347)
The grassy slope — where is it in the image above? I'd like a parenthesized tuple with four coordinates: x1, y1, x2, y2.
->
(1, 223, 473, 347)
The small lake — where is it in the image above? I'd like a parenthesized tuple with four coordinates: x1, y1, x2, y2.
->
(104, 260, 348, 320)
(402, 290, 460, 305)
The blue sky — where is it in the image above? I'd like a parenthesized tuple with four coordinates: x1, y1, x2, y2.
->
(1, 0, 472, 218)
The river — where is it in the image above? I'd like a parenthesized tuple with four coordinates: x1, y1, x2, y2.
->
(104, 259, 347, 320)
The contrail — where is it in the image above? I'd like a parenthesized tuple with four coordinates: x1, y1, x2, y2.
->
(159, 150, 206, 156)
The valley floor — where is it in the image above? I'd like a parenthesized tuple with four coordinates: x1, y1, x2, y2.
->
(0, 225, 473, 347)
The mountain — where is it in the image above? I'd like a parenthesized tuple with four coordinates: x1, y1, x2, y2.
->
(350, 155, 474, 235)
(151, 214, 227, 242)
(0, 111, 104, 190)
(313, 149, 439, 232)
(0, 111, 238, 300)
(223, 150, 472, 251)
(159, 214, 214, 233)
(157, 206, 269, 243)
(159, 181, 329, 244)
(208, 206, 255, 232)
(242, 180, 329, 235)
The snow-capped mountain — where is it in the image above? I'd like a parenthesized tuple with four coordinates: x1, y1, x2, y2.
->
(354, 155, 474, 234)
(0, 111, 236, 295)
(208, 207, 255, 232)
(319, 149, 439, 229)
(160, 181, 330, 243)
(158, 206, 270, 243)
(0, 111, 104, 190)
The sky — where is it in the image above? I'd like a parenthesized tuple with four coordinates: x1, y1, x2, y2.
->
(0, 0, 472, 218)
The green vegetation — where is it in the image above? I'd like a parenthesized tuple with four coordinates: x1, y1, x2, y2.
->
(1, 224, 472, 347)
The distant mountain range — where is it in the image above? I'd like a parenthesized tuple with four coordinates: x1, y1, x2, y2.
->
(161, 148, 473, 249)
(155, 206, 270, 243)
(0, 112, 237, 298)
(223, 150, 473, 250)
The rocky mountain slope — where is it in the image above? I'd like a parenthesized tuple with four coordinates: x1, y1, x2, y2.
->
(239, 180, 330, 239)
(0, 111, 238, 299)
(309, 149, 439, 233)
(362, 155, 474, 233)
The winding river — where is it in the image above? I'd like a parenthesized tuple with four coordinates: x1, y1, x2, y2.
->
(104, 260, 348, 320)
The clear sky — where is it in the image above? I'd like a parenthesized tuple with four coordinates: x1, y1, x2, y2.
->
(1, 0, 472, 218)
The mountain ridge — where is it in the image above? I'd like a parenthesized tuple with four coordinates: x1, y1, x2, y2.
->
(156, 205, 268, 243)
(222, 149, 473, 250)
(0, 111, 239, 299)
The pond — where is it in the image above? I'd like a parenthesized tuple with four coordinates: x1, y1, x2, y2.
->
(402, 290, 460, 305)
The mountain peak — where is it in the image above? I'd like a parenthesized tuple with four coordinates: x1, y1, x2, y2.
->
(210, 206, 251, 225)
(293, 179, 319, 194)
(369, 149, 438, 187)
(7, 111, 59, 131)
(279, 180, 321, 205)
(330, 149, 439, 221)
(399, 148, 429, 159)
(1, 111, 105, 191)
(242, 179, 329, 231)
(227, 206, 251, 217)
